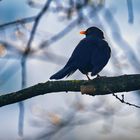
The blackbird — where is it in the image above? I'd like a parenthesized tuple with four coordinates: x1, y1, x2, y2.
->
(50, 27, 111, 80)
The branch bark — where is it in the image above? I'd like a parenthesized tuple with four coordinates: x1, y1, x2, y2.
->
(0, 74, 140, 107)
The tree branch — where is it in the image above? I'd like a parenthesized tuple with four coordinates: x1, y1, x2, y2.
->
(112, 93, 140, 108)
(25, 0, 52, 54)
(0, 16, 36, 29)
(0, 74, 140, 107)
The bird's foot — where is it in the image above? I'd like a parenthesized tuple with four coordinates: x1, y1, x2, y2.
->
(86, 74, 91, 80)
(96, 74, 106, 79)
(96, 74, 100, 78)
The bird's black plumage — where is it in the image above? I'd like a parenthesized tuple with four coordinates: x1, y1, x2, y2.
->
(50, 27, 111, 80)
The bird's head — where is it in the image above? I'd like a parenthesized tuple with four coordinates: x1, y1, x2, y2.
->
(80, 27, 104, 38)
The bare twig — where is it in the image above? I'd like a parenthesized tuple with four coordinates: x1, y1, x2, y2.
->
(19, 0, 52, 136)
(0, 16, 36, 29)
(25, 0, 52, 53)
(102, 8, 140, 71)
(38, 19, 78, 50)
(20, 0, 52, 88)
(112, 93, 140, 108)
(126, 0, 134, 23)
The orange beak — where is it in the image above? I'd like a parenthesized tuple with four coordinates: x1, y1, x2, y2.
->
(80, 30, 86, 35)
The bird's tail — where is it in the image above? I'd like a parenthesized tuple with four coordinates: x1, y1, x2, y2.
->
(50, 66, 76, 80)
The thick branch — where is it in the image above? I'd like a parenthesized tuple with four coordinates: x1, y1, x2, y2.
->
(0, 74, 140, 107)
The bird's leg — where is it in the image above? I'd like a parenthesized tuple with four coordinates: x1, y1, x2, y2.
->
(96, 74, 106, 79)
(86, 74, 91, 80)
(96, 74, 100, 78)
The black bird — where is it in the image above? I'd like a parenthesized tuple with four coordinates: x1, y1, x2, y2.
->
(50, 27, 111, 80)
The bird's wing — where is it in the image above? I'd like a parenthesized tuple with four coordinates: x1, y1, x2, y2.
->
(66, 38, 93, 68)
(91, 39, 111, 75)
(50, 39, 90, 79)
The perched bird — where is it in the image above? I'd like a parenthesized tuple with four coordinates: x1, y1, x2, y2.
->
(50, 27, 111, 80)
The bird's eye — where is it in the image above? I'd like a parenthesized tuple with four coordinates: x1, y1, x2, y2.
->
(86, 29, 91, 34)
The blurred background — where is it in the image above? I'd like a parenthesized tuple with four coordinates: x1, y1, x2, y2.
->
(0, 0, 140, 139)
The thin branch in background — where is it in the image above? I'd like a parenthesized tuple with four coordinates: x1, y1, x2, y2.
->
(25, 0, 52, 53)
(18, 0, 52, 137)
(18, 57, 26, 137)
(18, 101, 25, 136)
(112, 93, 140, 108)
(27, 0, 44, 9)
(21, 0, 53, 88)
(38, 19, 78, 50)
(67, 0, 74, 19)
(20, 0, 53, 88)
(31, 50, 67, 65)
(0, 16, 36, 30)
(35, 109, 77, 140)
(0, 40, 22, 55)
(102, 8, 140, 71)
(126, 0, 134, 24)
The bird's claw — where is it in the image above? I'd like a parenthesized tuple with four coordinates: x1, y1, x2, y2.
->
(96, 74, 106, 79)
